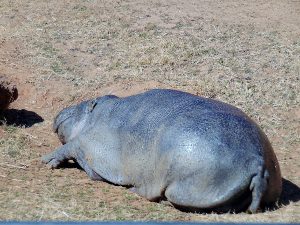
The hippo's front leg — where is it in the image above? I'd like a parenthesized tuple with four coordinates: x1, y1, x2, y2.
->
(42, 142, 76, 169)
(42, 141, 104, 181)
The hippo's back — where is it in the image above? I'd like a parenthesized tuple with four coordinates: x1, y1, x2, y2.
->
(107, 89, 248, 136)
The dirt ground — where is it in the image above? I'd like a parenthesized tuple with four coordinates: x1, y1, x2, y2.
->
(0, 0, 299, 222)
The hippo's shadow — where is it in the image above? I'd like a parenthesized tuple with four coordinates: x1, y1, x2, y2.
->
(0, 109, 44, 128)
(278, 178, 300, 205)
(260, 178, 300, 213)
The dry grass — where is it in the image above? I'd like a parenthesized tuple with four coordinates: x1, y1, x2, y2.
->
(0, 0, 299, 222)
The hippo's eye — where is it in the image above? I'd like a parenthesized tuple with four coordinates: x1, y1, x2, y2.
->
(87, 99, 97, 113)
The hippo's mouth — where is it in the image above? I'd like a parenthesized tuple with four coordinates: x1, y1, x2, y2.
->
(53, 106, 77, 133)
(53, 115, 72, 133)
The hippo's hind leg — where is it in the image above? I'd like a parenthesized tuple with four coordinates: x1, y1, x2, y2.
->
(75, 150, 104, 181)
(42, 142, 76, 168)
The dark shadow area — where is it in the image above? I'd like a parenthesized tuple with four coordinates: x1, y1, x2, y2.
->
(0, 109, 44, 128)
(279, 178, 300, 205)
(56, 160, 83, 170)
(262, 178, 300, 212)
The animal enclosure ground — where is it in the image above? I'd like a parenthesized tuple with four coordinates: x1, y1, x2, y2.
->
(0, 0, 299, 222)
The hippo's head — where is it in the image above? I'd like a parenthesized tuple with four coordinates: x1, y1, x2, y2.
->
(53, 99, 97, 144)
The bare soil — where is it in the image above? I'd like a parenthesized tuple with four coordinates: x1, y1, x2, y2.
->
(0, 0, 299, 222)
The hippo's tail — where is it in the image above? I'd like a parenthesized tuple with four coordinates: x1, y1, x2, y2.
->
(247, 166, 269, 213)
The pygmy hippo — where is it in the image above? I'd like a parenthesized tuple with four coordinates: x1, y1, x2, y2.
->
(42, 89, 282, 213)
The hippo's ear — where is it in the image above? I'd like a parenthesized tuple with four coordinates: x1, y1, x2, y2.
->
(86, 99, 97, 113)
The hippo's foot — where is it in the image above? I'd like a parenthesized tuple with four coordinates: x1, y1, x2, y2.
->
(129, 185, 165, 202)
(129, 187, 138, 193)
(42, 142, 75, 169)
(161, 200, 174, 207)
(41, 153, 63, 168)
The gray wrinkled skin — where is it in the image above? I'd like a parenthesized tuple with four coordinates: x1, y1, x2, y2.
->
(42, 89, 282, 213)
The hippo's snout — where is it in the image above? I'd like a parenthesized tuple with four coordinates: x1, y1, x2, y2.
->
(53, 101, 91, 144)
(53, 105, 78, 133)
